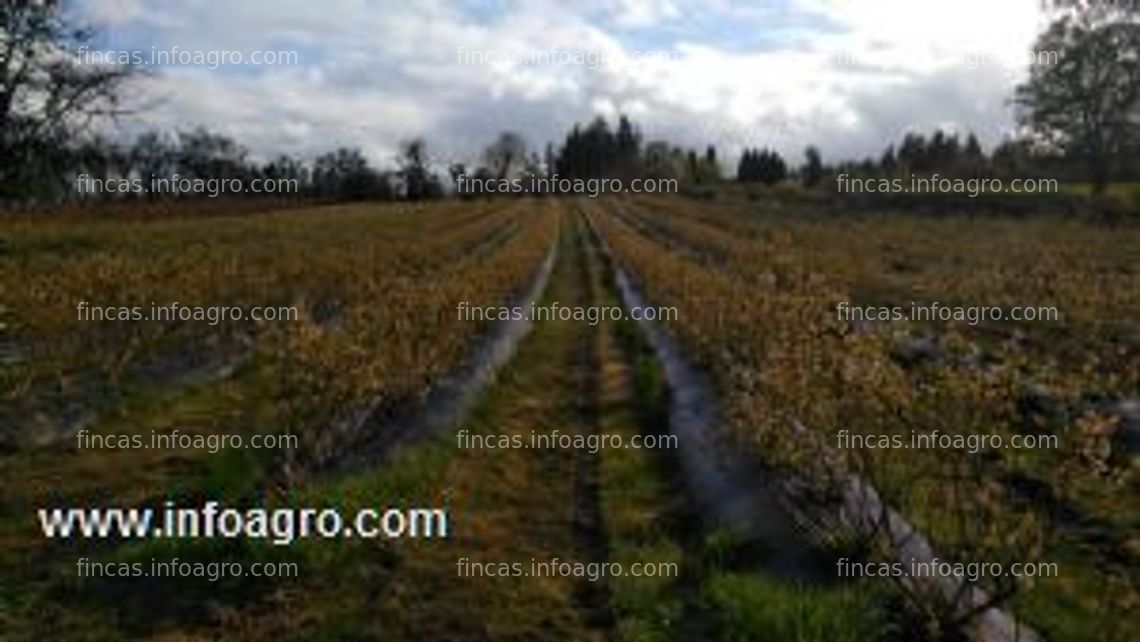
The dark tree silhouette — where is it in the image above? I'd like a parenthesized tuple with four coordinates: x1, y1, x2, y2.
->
(737, 148, 787, 185)
(399, 138, 442, 200)
(482, 131, 529, 180)
(802, 146, 823, 187)
(1, 0, 136, 201)
(1015, 6, 1140, 194)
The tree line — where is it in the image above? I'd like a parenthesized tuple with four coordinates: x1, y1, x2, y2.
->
(1, 0, 1137, 208)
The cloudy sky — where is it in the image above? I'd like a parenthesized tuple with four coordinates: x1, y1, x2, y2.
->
(71, 0, 1052, 169)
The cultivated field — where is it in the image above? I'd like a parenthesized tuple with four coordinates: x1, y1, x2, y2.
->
(590, 193, 1139, 641)
(1, 196, 1136, 641)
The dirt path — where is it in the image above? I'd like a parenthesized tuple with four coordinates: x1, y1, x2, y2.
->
(353, 205, 679, 641)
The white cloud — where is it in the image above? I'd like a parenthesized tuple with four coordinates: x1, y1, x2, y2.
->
(73, 0, 146, 27)
(75, 0, 1051, 168)
(607, 0, 682, 27)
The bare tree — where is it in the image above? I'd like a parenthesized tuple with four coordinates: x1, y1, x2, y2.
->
(482, 131, 529, 180)
(1, 0, 136, 201)
(399, 138, 441, 201)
